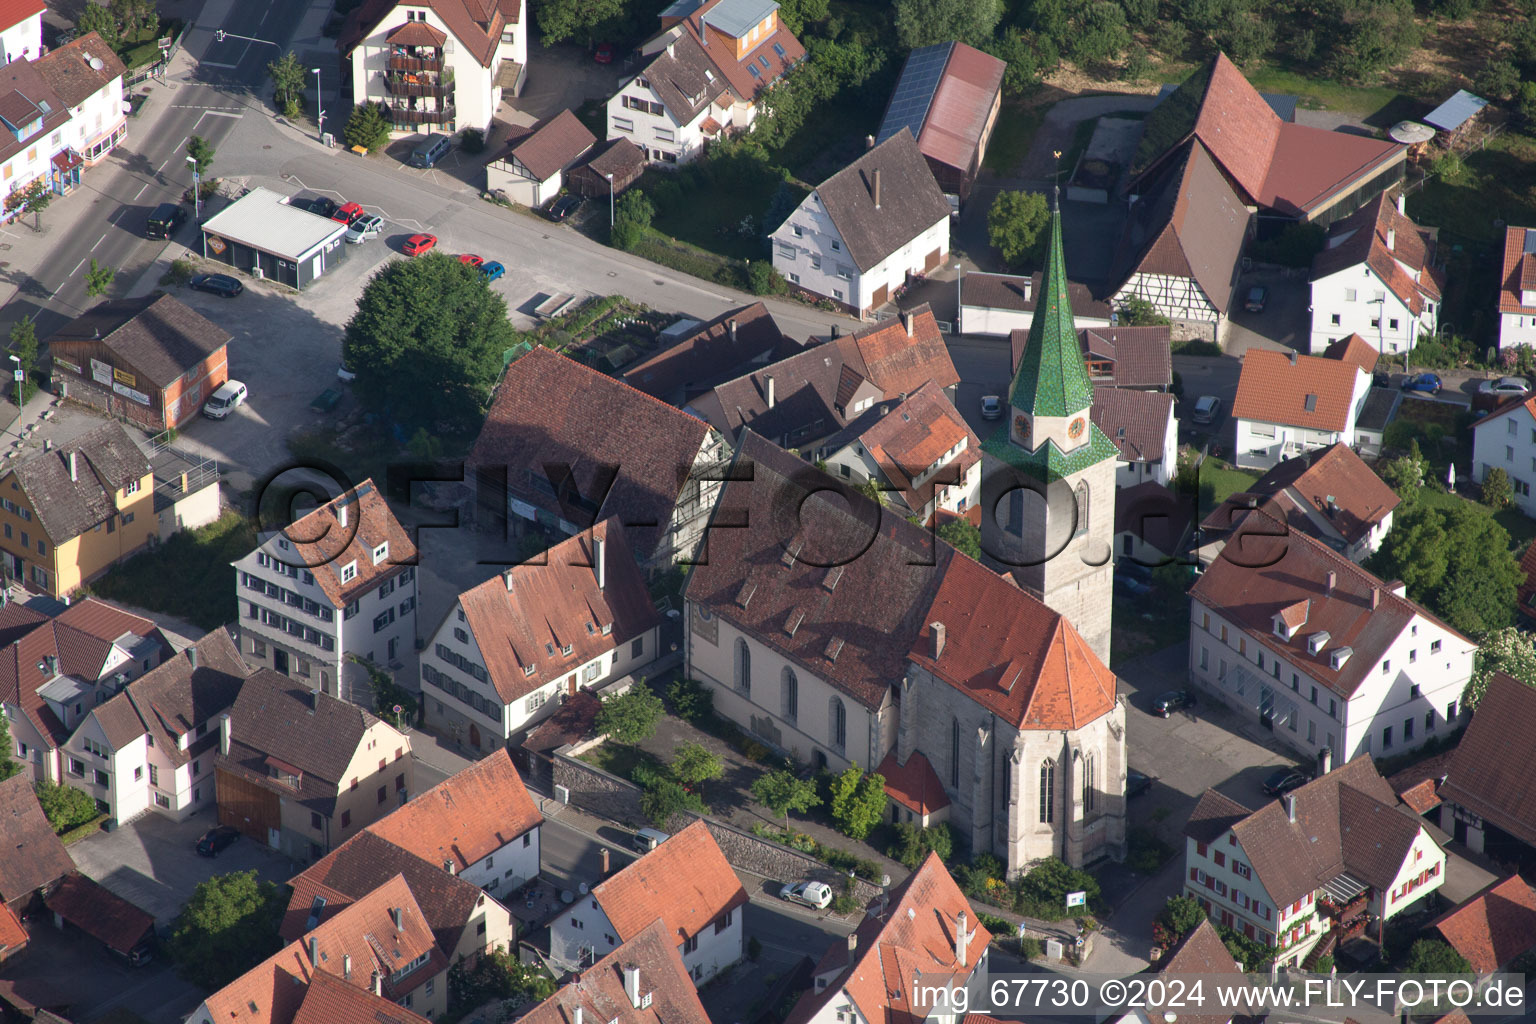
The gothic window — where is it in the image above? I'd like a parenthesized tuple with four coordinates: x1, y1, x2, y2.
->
(1083, 754, 1095, 813)
(830, 697, 847, 753)
(782, 668, 798, 723)
(735, 639, 751, 697)
(1074, 482, 1089, 537)
(1039, 760, 1055, 824)
(950, 718, 960, 788)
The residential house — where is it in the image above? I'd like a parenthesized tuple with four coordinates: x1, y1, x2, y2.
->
(567, 137, 646, 199)
(338, 0, 528, 136)
(786, 853, 990, 1024)
(486, 109, 595, 207)
(1430, 874, 1536, 975)
(0, 901, 25, 963)
(33, 32, 126, 167)
(622, 302, 793, 405)
(66, 628, 251, 823)
(770, 130, 952, 316)
(421, 519, 661, 753)
(1008, 323, 1173, 391)
(231, 478, 418, 704)
(215, 668, 415, 862)
(46, 294, 233, 431)
(468, 346, 729, 569)
(0, 421, 156, 597)
(0, 772, 73, 914)
(1189, 515, 1475, 764)
(1115, 480, 1194, 567)
(1231, 338, 1375, 470)
(1091, 386, 1177, 488)
(549, 820, 747, 983)
(874, 41, 1005, 203)
(0, 0, 41, 65)
(962, 271, 1112, 338)
(1440, 671, 1536, 859)
(819, 380, 981, 524)
(608, 0, 804, 165)
(834, 303, 961, 400)
(1183, 756, 1446, 967)
(1471, 395, 1536, 516)
(0, 597, 168, 784)
(1308, 191, 1441, 355)
(1108, 920, 1244, 1024)
(521, 919, 712, 1024)
(189, 875, 450, 1024)
(1518, 543, 1536, 628)
(1497, 226, 1536, 350)
(1198, 443, 1400, 566)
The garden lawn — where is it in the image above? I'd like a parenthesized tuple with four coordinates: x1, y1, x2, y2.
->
(983, 101, 1044, 175)
(1242, 67, 1402, 115)
(1407, 131, 1536, 246)
(1194, 460, 1260, 520)
(1412, 485, 1536, 551)
(89, 511, 255, 632)
(648, 181, 778, 263)
(578, 742, 663, 782)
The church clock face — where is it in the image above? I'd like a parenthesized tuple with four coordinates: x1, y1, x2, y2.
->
(1014, 413, 1030, 444)
(1068, 416, 1086, 440)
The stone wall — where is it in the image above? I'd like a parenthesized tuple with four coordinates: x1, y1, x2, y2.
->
(552, 747, 646, 826)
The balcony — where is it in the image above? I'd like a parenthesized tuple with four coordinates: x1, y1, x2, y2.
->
(383, 73, 454, 99)
(385, 104, 455, 128)
(387, 54, 442, 74)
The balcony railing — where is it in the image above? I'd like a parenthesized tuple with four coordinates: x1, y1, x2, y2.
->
(383, 75, 454, 99)
(385, 104, 455, 127)
(387, 54, 442, 73)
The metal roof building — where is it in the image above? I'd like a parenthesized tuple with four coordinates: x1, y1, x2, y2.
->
(198, 187, 349, 290)
(874, 41, 1005, 202)
(1424, 89, 1488, 132)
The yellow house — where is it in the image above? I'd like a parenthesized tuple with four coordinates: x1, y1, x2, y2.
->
(0, 422, 154, 597)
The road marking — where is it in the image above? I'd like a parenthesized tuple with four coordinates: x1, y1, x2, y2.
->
(200, 60, 240, 68)
(132, 182, 148, 200)
(171, 104, 243, 110)
(69, 257, 86, 277)
(202, 110, 243, 119)
(91, 233, 106, 251)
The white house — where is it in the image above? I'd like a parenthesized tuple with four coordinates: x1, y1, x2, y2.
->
(548, 821, 746, 984)
(1498, 225, 1536, 350)
(338, 0, 528, 136)
(1472, 395, 1536, 515)
(420, 519, 662, 756)
(485, 109, 594, 207)
(1189, 516, 1475, 765)
(1231, 338, 1375, 470)
(231, 478, 418, 706)
(0, 0, 41, 65)
(64, 629, 250, 824)
(770, 130, 951, 317)
(1308, 191, 1441, 355)
(35, 33, 127, 167)
(961, 271, 1111, 338)
(1091, 386, 1177, 488)
(1185, 757, 1446, 967)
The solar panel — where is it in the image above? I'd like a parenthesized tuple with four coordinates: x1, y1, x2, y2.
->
(876, 43, 951, 145)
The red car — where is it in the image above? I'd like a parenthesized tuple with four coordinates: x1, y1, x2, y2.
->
(594, 42, 614, 64)
(403, 233, 437, 256)
(457, 254, 484, 268)
(332, 201, 365, 224)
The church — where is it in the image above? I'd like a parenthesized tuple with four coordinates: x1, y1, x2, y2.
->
(681, 205, 1127, 874)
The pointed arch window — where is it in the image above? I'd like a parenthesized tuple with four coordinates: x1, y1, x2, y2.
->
(950, 718, 961, 788)
(1083, 754, 1096, 813)
(781, 668, 798, 723)
(1075, 482, 1090, 537)
(735, 639, 751, 697)
(1039, 760, 1055, 824)
(830, 696, 847, 753)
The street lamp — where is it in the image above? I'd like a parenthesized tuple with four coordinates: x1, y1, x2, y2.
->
(186, 155, 200, 220)
(952, 262, 962, 335)
(8, 355, 21, 405)
(312, 68, 325, 142)
(605, 172, 614, 229)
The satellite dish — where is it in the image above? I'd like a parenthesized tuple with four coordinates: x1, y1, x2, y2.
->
(1390, 121, 1435, 144)
(88, 56, 104, 71)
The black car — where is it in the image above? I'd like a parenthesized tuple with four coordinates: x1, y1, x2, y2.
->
(189, 273, 244, 297)
(1262, 767, 1311, 797)
(547, 194, 584, 221)
(307, 196, 338, 219)
(1151, 690, 1196, 717)
(197, 824, 241, 857)
(1126, 768, 1154, 797)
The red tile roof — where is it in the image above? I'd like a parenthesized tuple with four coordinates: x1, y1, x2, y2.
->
(1200, 443, 1400, 549)
(0, 901, 26, 954)
(1498, 227, 1536, 316)
(519, 919, 711, 1024)
(1323, 334, 1382, 375)
(290, 968, 432, 1024)
(1312, 195, 1441, 315)
(340, 0, 519, 66)
(622, 302, 790, 401)
(834, 305, 960, 395)
(1232, 348, 1367, 431)
(0, 774, 74, 905)
(33, 33, 126, 109)
(678, 2, 804, 105)
(1258, 122, 1403, 218)
(1190, 52, 1282, 202)
(0, 0, 42, 34)
(269, 478, 415, 609)
(44, 873, 154, 955)
(1431, 875, 1536, 973)
(855, 381, 979, 514)
(1441, 672, 1536, 845)
(385, 20, 447, 45)
(591, 820, 747, 944)
(876, 751, 949, 814)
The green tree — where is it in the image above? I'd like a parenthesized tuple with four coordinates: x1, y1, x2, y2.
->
(987, 190, 1050, 271)
(751, 769, 821, 828)
(1157, 895, 1206, 939)
(0, 712, 18, 780)
(1483, 466, 1512, 509)
(267, 51, 308, 109)
(1403, 938, 1473, 975)
(109, 0, 158, 39)
(1119, 296, 1170, 325)
(892, 822, 953, 868)
(5, 179, 51, 231)
(937, 517, 982, 559)
(748, 260, 788, 296)
(986, 28, 1059, 96)
(84, 258, 114, 298)
(343, 252, 517, 431)
(1466, 626, 1536, 709)
(671, 741, 723, 792)
(829, 763, 887, 840)
(1322, 0, 1421, 83)
(168, 870, 285, 989)
(76, 3, 118, 45)
(894, 0, 1003, 49)
(1068, 0, 1130, 66)
(611, 190, 654, 252)
(776, 0, 830, 34)
(33, 780, 99, 832)
(1016, 857, 1100, 915)
(593, 684, 665, 745)
(343, 103, 391, 153)
(1377, 439, 1426, 495)
(9, 315, 38, 404)
(1366, 502, 1522, 636)
(667, 677, 714, 723)
(186, 135, 215, 177)
(535, 0, 625, 44)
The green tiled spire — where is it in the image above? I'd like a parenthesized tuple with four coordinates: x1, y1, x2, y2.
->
(1009, 201, 1093, 420)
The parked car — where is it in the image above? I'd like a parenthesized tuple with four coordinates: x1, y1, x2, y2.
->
(333, 201, 365, 224)
(1262, 767, 1311, 797)
(547, 195, 584, 221)
(188, 273, 243, 297)
(980, 395, 1002, 420)
(345, 214, 384, 243)
(409, 133, 451, 168)
(1151, 690, 1196, 717)
(1114, 572, 1153, 597)
(1244, 285, 1268, 313)
(1373, 370, 1391, 388)
(203, 380, 248, 419)
(337, 363, 357, 383)
(633, 827, 669, 853)
(457, 254, 485, 269)
(480, 261, 505, 282)
(1190, 395, 1223, 425)
(1480, 376, 1532, 398)
(196, 824, 241, 857)
(779, 881, 834, 910)
(594, 42, 615, 64)
(306, 196, 338, 219)
(403, 233, 437, 256)
(1401, 373, 1442, 395)
(145, 202, 186, 239)
(1126, 768, 1154, 798)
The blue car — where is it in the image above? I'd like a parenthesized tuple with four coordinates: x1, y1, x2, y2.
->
(1401, 373, 1442, 395)
(480, 261, 505, 283)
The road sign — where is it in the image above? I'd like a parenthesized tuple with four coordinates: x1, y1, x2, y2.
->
(1066, 890, 1087, 908)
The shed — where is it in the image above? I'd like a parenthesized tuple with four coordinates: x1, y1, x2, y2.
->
(486, 110, 597, 208)
(568, 137, 646, 200)
(875, 41, 1005, 202)
(199, 187, 349, 290)
(45, 873, 155, 963)
(1424, 90, 1488, 133)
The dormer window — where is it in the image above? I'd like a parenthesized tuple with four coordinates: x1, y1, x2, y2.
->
(1307, 631, 1331, 655)
(523, 664, 536, 677)
(1329, 646, 1353, 670)
(561, 644, 573, 656)
(340, 561, 357, 583)
(372, 542, 388, 564)
(601, 623, 612, 636)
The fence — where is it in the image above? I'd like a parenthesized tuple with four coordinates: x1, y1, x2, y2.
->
(124, 20, 192, 87)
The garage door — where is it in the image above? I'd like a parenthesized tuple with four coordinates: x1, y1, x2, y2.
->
(871, 284, 889, 308)
(925, 248, 942, 272)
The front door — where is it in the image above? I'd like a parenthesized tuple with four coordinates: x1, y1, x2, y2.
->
(469, 724, 481, 750)
(871, 283, 889, 309)
(925, 247, 941, 272)
(273, 648, 289, 675)
(387, 637, 398, 662)
(267, 827, 280, 849)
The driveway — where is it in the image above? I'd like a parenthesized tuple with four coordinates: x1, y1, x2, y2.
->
(503, 44, 627, 125)
(69, 811, 297, 926)
(1223, 267, 1310, 356)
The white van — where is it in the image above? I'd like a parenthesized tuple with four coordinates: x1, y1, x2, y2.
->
(633, 827, 669, 853)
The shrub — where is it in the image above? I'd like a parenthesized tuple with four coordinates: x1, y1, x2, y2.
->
(1019, 936, 1043, 959)
(34, 780, 98, 833)
(830, 878, 860, 915)
(890, 822, 955, 868)
(460, 128, 486, 153)
(1313, 954, 1335, 973)
(977, 913, 1013, 937)
(1016, 858, 1100, 919)
(1119, 296, 1170, 326)
(1431, 151, 1464, 181)
(161, 258, 195, 286)
(282, 96, 303, 120)
(748, 260, 788, 295)
(1483, 467, 1512, 509)
(667, 677, 714, 723)
(611, 191, 654, 252)
(1125, 826, 1172, 874)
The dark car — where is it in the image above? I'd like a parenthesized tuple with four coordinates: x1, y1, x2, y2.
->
(1262, 767, 1311, 797)
(1114, 573, 1153, 597)
(1244, 285, 1268, 313)
(307, 196, 338, 219)
(1151, 690, 1196, 717)
(189, 273, 243, 297)
(1126, 768, 1153, 797)
(1401, 373, 1442, 395)
(1373, 370, 1391, 389)
(547, 194, 584, 221)
(197, 824, 241, 857)
(145, 202, 186, 239)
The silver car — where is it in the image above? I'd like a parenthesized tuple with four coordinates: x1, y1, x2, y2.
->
(345, 214, 384, 243)
(1479, 376, 1531, 397)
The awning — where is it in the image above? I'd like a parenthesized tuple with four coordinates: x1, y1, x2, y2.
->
(495, 59, 524, 92)
(386, 21, 447, 47)
(50, 149, 82, 172)
(1321, 873, 1369, 903)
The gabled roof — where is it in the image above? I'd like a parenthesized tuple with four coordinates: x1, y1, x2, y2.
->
(0, 901, 25, 954)
(622, 302, 791, 401)
(788, 853, 989, 1024)
(1431, 874, 1536, 974)
(1200, 443, 1399, 549)
(117, 627, 251, 768)
(1498, 226, 1536, 316)
(808, 130, 952, 274)
(1441, 672, 1536, 845)
(876, 42, 1005, 174)
(256, 478, 415, 609)
(0, 0, 43, 36)
(590, 820, 747, 944)
(1078, 325, 1173, 389)
(7, 421, 151, 542)
(501, 109, 595, 182)
(684, 432, 949, 710)
(1232, 348, 1366, 432)
(674, 0, 803, 103)
(48, 293, 232, 391)
(290, 968, 433, 1024)
(834, 305, 959, 395)
(470, 347, 712, 561)
(1184, 788, 1251, 845)
(876, 750, 949, 814)
(364, 748, 542, 872)
(1154, 921, 1246, 1024)
(1090, 386, 1173, 466)
(44, 872, 154, 955)
(0, 55, 70, 169)
(633, 32, 729, 123)
(1311, 193, 1441, 315)
(848, 381, 979, 514)
(0, 773, 74, 903)
(519, 919, 711, 1024)
(684, 343, 851, 442)
(964, 270, 1111, 321)
(1256, 121, 1403, 218)
(339, 0, 520, 67)
(32, 33, 124, 108)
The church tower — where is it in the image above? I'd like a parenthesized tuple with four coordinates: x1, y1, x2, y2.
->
(982, 199, 1116, 664)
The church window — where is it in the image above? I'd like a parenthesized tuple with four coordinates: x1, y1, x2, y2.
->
(1039, 760, 1055, 824)
(1075, 482, 1089, 537)
(781, 668, 798, 723)
(950, 718, 960, 788)
(735, 639, 751, 697)
(1083, 754, 1095, 812)
(830, 697, 847, 753)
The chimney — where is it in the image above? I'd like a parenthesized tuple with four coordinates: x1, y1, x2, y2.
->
(866, 134, 875, 150)
(901, 310, 912, 337)
(575, 1008, 583, 1024)
(1288, 350, 1297, 366)
(1387, 227, 1395, 251)
(765, 374, 776, 409)
(956, 910, 969, 968)
(1285, 794, 1297, 823)
(338, 503, 347, 528)
(847, 931, 858, 953)
(390, 907, 403, 930)
(593, 533, 606, 590)
(1371, 588, 1380, 610)
(729, 319, 738, 341)
(219, 712, 230, 757)
(872, 168, 881, 209)
(308, 937, 318, 968)
(1325, 571, 1336, 594)
(68, 451, 77, 482)
(371, 971, 382, 996)
(343, 954, 352, 980)
(187, 646, 198, 671)
(624, 966, 642, 1008)
(308, 688, 320, 713)
(1319, 746, 1333, 776)
(1396, 192, 1405, 215)
(931, 621, 946, 660)
(600, 847, 611, 875)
